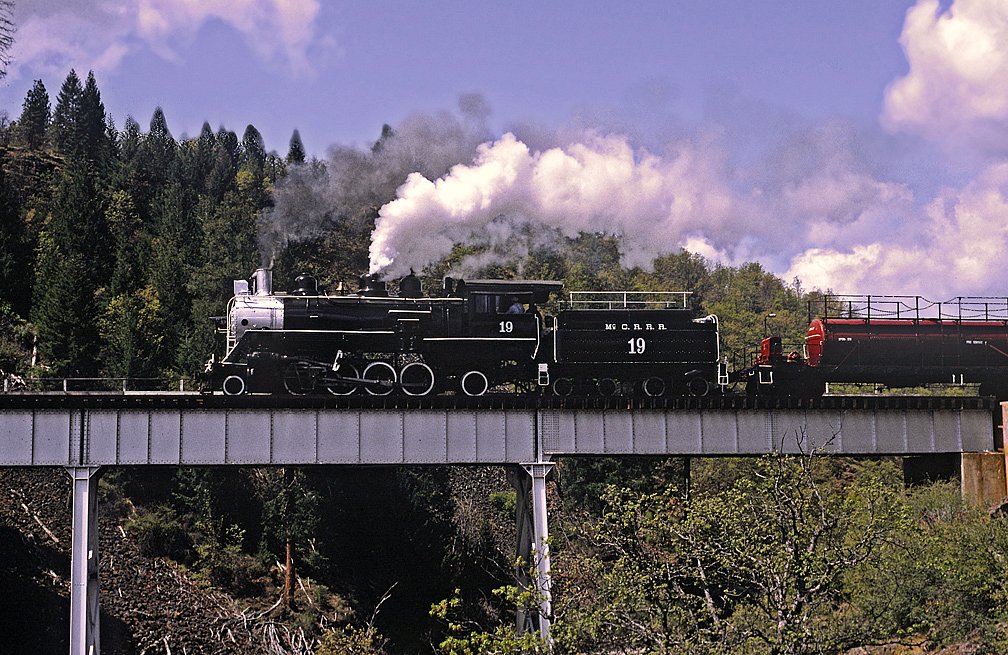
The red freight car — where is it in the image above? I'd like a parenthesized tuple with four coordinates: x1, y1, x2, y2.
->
(744, 295, 1008, 398)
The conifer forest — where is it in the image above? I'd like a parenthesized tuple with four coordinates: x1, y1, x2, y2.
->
(1, 70, 1008, 655)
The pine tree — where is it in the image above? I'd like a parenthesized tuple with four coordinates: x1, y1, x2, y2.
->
(119, 116, 142, 161)
(143, 107, 178, 182)
(0, 162, 26, 313)
(80, 71, 109, 162)
(205, 128, 239, 200)
(237, 124, 268, 207)
(179, 122, 217, 193)
(148, 182, 197, 371)
(16, 80, 50, 150)
(49, 70, 84, 155)
(32, 163, 108, 376)
(286, 129, 306, 164)
(106, 190, 145, 296)
(240, 124, 266, 175)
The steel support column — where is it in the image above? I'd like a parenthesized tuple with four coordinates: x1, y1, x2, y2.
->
(522, 462, 554, 644)
(67, 466, 102, 655)
(507, 466, 535, 634)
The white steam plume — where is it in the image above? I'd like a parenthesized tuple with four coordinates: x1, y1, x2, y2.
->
(369, 132, 735, 279)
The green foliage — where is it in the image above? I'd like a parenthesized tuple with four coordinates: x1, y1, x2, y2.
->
(846, 482, 1008, 651)
(16, 80, 50, 150)
(316, 624, 385, 655)
(557, 456, 688, 515)
(553, 450, 912, 655)
(31, 162, 108, 376)
(0, 158, 26, 310)
(431, 586, 550, 655)
(287, 129, 306, 164)
(125, 504, 194, 562)
(0, 300, 33, 375)
(105, 189, 145, 296)
(489, 489, 517, 520)
(248, 467, 321, 572)
(98, 285, 166, 380)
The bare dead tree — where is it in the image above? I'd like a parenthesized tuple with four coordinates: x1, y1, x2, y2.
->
(0, 1, 13, 80)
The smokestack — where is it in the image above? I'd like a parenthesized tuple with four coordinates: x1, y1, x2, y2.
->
(254, 268, 273, 296)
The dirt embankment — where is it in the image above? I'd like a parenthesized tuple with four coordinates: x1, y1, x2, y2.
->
(0, 468, 266, 654)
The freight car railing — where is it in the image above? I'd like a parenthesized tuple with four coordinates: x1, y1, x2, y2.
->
(563, 290, 691, 310)
(811, 295, 1008, 323)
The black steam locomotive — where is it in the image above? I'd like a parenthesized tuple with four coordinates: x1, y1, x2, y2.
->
(202, 269, 728, 397)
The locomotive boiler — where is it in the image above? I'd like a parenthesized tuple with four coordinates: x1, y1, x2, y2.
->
(202, 269, 728, 397)
(744, 295, 1008, 398)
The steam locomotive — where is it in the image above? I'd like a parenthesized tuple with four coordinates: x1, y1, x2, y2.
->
(202, 271, 1008, 399)
(202, 269, 728, 397)
(741, 295, 1008, 399)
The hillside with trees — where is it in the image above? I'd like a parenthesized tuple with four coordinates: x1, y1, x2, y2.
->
(1, 71, 1007, 654)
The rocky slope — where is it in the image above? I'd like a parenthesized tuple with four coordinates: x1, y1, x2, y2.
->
(0, 468, 268, 654)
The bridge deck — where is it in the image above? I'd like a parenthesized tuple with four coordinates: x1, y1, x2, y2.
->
(0, 394, 994, 466)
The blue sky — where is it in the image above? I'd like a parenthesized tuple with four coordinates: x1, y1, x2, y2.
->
(5, 0, 1008, 295)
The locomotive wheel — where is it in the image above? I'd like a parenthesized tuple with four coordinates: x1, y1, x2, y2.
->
(461, 370, 489, 397)
(400, 362, 435, 396)
(363, 361, 397, 396)
(552, 377, 574, 397)
(597, 377, 618, 397)
(222, 374, 246, 396)
(643, 377, 665, 397)
(324, 363, 359, 396)
(283, 361, 310, 395)
(686, 376, 711, 397)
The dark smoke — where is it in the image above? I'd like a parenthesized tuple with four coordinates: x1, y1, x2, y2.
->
(258, 96, 494, 267)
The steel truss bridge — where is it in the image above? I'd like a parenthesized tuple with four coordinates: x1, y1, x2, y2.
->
(0, 393, 997, 654)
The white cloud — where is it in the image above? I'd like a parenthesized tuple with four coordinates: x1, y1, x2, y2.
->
(882, 0, 1008, 150)
(785, 162, 1008, 295)
(8, 0, 324, 80)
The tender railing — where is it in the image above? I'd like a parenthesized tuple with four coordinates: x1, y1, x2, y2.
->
(563, 290, 691, 310)
(812, 295, 1008, 322)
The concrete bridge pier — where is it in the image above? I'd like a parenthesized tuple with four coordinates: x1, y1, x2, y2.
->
(958, 402, 1008, 507)
(68, 466, 102, 655)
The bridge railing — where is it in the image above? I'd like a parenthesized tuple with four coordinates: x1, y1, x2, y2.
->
(2, 376, 196, 393)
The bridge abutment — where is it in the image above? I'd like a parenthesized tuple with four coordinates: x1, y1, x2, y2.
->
(960, 452, 1008, 506)
(959, 402, 1008, 506)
